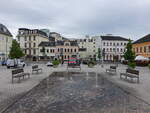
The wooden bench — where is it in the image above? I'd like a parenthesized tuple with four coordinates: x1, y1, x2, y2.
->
(12, 69, 30, 83)
(67, 63, 81, 70)
(32, 65, 42, 74)
(106, 66, 117, 73)
(120, 68, 139, 83)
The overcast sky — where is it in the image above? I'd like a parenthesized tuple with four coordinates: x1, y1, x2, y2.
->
(0, 0, 150, 40)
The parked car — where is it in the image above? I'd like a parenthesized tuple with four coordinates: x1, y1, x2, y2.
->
(6, 59, 26, 68)
(46, 61, 53, 67)
(1, 60, 7, 66)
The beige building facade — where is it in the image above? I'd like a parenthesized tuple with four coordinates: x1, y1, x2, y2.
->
(0, 24, 13, 61)
(38, 40, 79, 61)
(17, 28, 49, 61)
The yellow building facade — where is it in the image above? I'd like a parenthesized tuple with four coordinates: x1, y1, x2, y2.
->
(133, 34, 150, 58)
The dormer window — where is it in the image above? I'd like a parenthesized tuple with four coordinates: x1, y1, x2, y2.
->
(65, 42, 70, 46)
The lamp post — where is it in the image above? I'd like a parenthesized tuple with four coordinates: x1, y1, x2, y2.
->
(5, 37, 8, 60)
(115, 45, 118, 67)
(60, 48, 63, 65)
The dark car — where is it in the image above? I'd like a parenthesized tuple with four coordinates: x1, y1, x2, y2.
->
(1, 60, 7, 66)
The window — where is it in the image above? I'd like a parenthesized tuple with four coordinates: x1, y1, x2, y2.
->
(29, 43, 31, 48)
(65, 43, 69, 46)
(25, 43, 27, 48)
(107, 43, 109, 46)
(25, 36, 27, 41)
(124, 43, 126, 46)
(113, 48, 115, 52)
(29, 36, 31, 41)
(58, 48, 59, 52)
(117, 43, 119, 46)
(103, 48, 105, 52)
(107, 48, 109, 52)
(140, 47, 142, 52)
(120, 48, 123, 52)
(33, 43, 36, 47)
(50, 49, 52, 53)
(110, 43, 112, 46)
(149, 46, 150, 52)
(33, 36, 36, 41)
(113, 43, 115, 46)
(74, 49, 76, 52)
(47, 49, 49, 53)
(117, 48, 119, 52)
(103, 42, 105, 46)
(71, 49, 73, 52)
(65, 49, 66, 52)
(110, 48, 112, 52)
(121, 43, 123, 46)
(29, 50, 31, 55)
(144, 46, 147, 53)
(68, 49, 69, 52)
(136, 48, 138, 53)
(24, 49, 27, 54)
(33, 49, 36, 54)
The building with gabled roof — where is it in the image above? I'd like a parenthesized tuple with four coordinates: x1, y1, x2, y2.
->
(0, 24, 13, 61)
(17, 28, 49, 61)
(133, 34, 150, 58)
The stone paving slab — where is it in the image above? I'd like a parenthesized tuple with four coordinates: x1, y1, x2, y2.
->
(2, 72, 150, 113)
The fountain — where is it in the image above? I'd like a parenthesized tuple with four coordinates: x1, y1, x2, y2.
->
(86, 72, 89, 80)
(95, 73, 99, 88)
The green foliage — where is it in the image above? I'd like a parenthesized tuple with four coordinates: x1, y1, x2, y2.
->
(148, 64, 150, 69)
(9, 40, 25, 59)
(88, 60, 96, 67)
(52, 60, 60, 65)
(97, 48, 101, 60)
(128, 62, 136, 69)
(124, 39, 135, 62)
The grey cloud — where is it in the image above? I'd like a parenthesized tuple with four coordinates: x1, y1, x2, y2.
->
(0, 0, 150, 40)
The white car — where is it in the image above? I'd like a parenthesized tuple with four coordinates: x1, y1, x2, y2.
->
(46, 61, 53, 67)
(7, 59, 26, 68)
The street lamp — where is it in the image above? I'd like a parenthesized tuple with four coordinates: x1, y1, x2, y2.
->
(60, 48, 63, 65)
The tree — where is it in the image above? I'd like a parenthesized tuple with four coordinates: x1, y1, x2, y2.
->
(9, 40, 25, 59)
(123, 39, 135, 62)
(97, 48, 101, 63)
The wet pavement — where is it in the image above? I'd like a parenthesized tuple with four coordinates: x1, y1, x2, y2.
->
(3, 72, 150, 113)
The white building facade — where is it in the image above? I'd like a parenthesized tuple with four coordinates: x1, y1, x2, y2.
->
(0, 24, 13, 61)
(96, 35, 128, 61)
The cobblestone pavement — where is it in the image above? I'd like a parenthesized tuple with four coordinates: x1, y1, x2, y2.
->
(3, 72, 150, 113)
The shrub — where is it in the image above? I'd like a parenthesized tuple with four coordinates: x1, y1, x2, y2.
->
(148, 64, 150, 69)
(88, 60, 96, 67)
(52, 60, 60, 65)
(128, 62, 136, 69)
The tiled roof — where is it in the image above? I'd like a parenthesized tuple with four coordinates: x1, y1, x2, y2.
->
(0, 24, 12, 37)
(70, 41, 78, 46)
(101, 35, 128, 41)
(133, 34, 150, 44)
(39, 41, 55, 47)
(18, 28, 48, 37)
